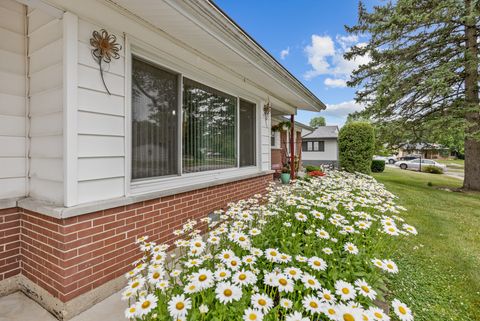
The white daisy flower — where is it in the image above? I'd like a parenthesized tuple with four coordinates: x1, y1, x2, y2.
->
(279, 298, 293, 309)
(199, 304, 209, 314)
(192, 268, 214, 290)
(382, 259, 399, 273)
(265, 248, 280, 262)
(316, 229, 330, 239)
(215, 282, 242, 304)
(302, 295, 322, 314)
(392, 299, 413, 321)
(335, 304, 364, 321)
(284, 267, 303, 280)
(168, 294, 191, 318)
(368, 307, 390, 320)
(354, 279, 377, 300)
(124, 304, 138, 319)
(295, 212, 308, 222)
(251, 293, 273, 312)
(307, 256, 327, 271)
(344, 242, 359, 254)
(274, 274, 294, 293)
(318, 288, 336, 304)
(322, 247, 333, 255)
(243, 308, 264, 321)
(302, 273, 322, 290)
(335, 280, 356, 301)
(285, 311, 309, 321)
(232, 270, 257, 286)
(136, 294, 158, 316)
(214, 269, 231, 281)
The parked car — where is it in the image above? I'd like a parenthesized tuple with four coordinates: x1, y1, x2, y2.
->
(373, 155, 397, 164)
(396, 159, 447, 171)
(398, 154, 421, 161)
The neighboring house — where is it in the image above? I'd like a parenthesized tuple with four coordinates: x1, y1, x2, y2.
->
(0, 0, 325, 318)
(302, 126, 339, 167)
(270, 117, 313, 172)
(397, 143, 450, 159)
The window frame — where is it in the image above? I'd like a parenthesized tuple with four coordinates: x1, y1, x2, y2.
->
(126, 44, 261, 195)
(302, 140, 325, 152)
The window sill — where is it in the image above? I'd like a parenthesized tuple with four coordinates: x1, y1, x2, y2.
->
(17, 169, 274, 219)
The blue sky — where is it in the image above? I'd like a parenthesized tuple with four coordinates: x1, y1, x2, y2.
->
(214, 0, 378, 126)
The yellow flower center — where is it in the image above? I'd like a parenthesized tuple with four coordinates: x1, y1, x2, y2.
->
(387, 264, 394, 269)
(175, 302, 185, 310)
(328, 308, 336, 315)
(361, 286, 370, 293)
(258, 299, 266, 306)
(343, 313, 355, 321)
(239, 237, 246, 241)
(153, 272, 160, 279)
(224, 289, 233, 297)
(131, 282, 139, 288)
(220, 272, 226, 277)
(308, 279, 315, 285)
(249, 314, 257, 320)
(199, 274, 207, 282)
(309, 301, 318, 308)
(141, 301, 151, 309)
(279, 278, 288, 286)
(129, 307, 136, 313)
(195, 242, 201, 247)
(270, 251, 277, 256)
(289, 270, 297, 276)
(324, 293, 331, 300)
(374, 312, 383, 318)
(239, 274, 247, 281)
(188, 285, 195, 291)
(342, 288, 350, 294)
(223, 254, 230, 259)
(247, 258, 252, 262)
(399, 306, 407, 315)
(314, 261, 321, 266)
(231, 261, 238, 266)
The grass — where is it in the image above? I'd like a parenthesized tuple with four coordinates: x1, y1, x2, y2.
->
(437, 159, 465, 168)
(372, 167, 480, 321)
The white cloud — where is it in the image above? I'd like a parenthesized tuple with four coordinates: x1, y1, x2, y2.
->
(303, 35, 370, 87)
(304, 35, 335, 80)
(322, 100, 364, 118)
(324, 78, 347, 88)
(280, 47, 290, 60)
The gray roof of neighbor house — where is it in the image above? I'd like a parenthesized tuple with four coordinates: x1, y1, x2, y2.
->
(401, 143, 448, 150)
(303, 126, 339, 139)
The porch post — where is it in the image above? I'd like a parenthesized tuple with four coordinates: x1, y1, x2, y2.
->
(290, 114, 295, 179)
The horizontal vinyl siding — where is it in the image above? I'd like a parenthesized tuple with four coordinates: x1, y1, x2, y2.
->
(27, 8, 63, 204)
(75, 19, 126, 204)
(260, 109, 271, 171)
(0, 0, 26, 199)
(302, 139, 338, 161)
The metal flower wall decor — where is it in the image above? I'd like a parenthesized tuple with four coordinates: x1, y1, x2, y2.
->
(90, 29, 122, 95)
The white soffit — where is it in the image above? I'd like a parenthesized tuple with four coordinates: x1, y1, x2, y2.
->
(110, 0, 325, 111)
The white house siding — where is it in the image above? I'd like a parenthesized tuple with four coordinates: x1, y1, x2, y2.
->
(302, 139, 338, 163)
(0, 0, 26, 200)
(260, 102, 271, 171)
(27, 7, 64, 204)
(76, 18, 126, 204)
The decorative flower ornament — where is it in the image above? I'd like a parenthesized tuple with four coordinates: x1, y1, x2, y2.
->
(90, 29, 122, 94)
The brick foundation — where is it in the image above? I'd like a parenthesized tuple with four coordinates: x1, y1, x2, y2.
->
(0, 174, 272, 304)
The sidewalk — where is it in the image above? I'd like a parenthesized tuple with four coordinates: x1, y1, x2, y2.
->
(0, 291, 124, 321)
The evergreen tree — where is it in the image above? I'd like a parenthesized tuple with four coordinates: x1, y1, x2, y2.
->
(346, 0, 480, 190)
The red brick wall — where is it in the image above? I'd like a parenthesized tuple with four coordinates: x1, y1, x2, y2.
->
(0, 174, 272, 302)
(0, 207, 21, 281)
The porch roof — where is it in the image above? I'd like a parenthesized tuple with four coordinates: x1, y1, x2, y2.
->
(107, 0, 326, 112)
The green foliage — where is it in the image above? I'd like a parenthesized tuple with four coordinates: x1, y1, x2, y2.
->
(422, 165, 444, 174)
(339, 122, 376, 174)
(373, 168, 480, 320)
(309, 116, 326, 128)
(371, 160, 386, 173)
(305, 165, 321, 172)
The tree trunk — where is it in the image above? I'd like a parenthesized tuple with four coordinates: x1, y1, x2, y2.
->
(463, 0, 480, 190)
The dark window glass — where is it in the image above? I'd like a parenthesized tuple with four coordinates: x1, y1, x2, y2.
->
(303, 140, 325, 152)
(131, 57, 178, 179)
(182, 78, 237, 173)
(271, 132, 276, 147)
(240, 99, 256, 167)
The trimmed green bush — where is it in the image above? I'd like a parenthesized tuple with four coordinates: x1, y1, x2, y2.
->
(422, 165, 444, 174)
(339, 122, 375, 174)
(305, 165, 321, 172)
(371, 159, 386, 173)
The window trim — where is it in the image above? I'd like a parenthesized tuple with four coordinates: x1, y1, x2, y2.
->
(126, 42, 261, 196)
(303, 140, 325, 152)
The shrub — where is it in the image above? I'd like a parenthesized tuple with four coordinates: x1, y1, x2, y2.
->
(422, 165, 443, 174)
(339, 122, 376, 174)
(371, 160, 386, 173)
(305, 165, 320, 172)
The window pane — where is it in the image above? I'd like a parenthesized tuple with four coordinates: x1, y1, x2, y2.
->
(132, 57, 178, 179)
(271, 132, 276, 147)
(183, 78, 237, 173)
(313, 141, 319, 151)
(318, 141, 325, 152)
(307, 142, 313, 151)
(240, 99, 256, 167)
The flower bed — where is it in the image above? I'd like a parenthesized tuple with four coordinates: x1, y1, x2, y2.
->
(123, 171, 416, 321)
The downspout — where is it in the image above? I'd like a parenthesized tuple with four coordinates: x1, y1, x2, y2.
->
(290, 114, 295, 179)
(24, 5, 30, 198)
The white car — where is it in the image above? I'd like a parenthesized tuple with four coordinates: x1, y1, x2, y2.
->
(373, 155, 397, 164)
(396, 159, 447, 171)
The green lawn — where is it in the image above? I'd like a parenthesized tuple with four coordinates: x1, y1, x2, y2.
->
(437, 159, 465, 168)
(372, 167, 480, 321)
